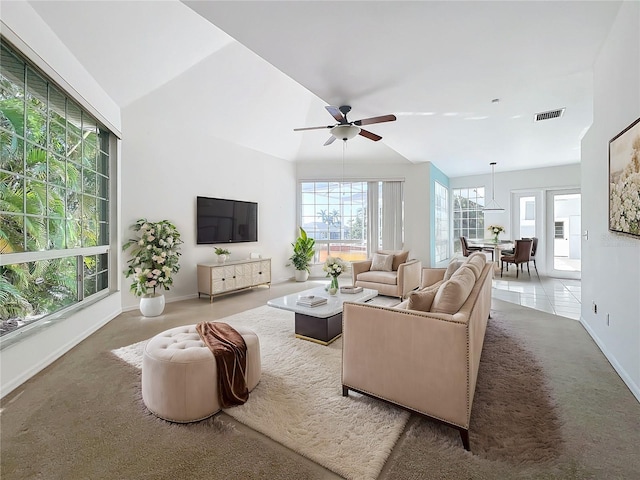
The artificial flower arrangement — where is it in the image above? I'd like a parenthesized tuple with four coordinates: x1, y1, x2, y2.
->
(323, 256, 348, 293)
(487, 224, 505, 241)
(122, 218, 183, 297)
(214, 247, 231, 256)
(323, 255, 347, 277)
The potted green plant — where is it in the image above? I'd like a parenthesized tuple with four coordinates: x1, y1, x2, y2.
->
(214, 247, 231, 263)
(122, 218, 183, 317)
(288, 227, 315, 282)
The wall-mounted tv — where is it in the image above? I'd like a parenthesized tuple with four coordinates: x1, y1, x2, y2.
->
(196, 196, 258, 244)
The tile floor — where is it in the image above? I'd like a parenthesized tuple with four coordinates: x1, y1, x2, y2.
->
(492, 272, 582, 320)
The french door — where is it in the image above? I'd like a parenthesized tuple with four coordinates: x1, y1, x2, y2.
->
(546, 189, 581, 279)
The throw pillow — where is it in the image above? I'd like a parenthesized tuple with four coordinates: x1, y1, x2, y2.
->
(370, 253, 393, 272)
(431, 267, 476, 314)
(407, 284, 439, 312)
(379, 250, 409, 271)
(443, 259, 464, 281)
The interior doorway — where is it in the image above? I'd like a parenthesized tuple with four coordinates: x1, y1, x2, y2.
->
(546, 189, 581, 278)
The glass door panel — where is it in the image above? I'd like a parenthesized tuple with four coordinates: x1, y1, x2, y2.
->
(547, 190, 581, 278)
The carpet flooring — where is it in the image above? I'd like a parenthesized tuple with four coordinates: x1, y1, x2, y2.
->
(111, 306, 410, 480)
(1, 282, 639, 479)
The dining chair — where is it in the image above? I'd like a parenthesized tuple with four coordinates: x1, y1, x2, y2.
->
(460, 236, 483, 257)
(500, 239, 533, 278)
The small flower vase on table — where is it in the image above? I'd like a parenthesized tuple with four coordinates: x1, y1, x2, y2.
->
(493, 233, 499, 243)
(328, 276, 339, 295)
(323, 256, 347, 296)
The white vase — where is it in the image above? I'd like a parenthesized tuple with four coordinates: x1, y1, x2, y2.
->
(217, 254, 227, 263)
(140, 294, 165, 317)
(294, 270, 309, 282)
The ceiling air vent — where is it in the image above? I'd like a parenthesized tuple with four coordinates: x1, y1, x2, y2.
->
(534, 108, 565, 122)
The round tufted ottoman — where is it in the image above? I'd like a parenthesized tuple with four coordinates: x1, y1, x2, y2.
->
(141, 324, 261, 423)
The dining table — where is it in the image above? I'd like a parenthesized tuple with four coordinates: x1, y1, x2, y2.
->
(468, 239, 514, 270)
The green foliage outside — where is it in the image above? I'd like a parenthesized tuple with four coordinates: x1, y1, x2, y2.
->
(0, 41, 107, 335)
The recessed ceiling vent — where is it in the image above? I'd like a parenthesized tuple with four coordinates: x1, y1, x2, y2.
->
(534, 108, 565, 122)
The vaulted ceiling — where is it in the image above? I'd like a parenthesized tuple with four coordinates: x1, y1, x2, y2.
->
(27, 0, 622, 177)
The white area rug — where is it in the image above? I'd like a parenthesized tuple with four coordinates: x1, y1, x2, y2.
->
(111, 305, 409, 480)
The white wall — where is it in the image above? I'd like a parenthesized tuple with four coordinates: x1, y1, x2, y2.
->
(120, 53, 297, 310)
(581, 1, 640, 402)
(0, 1, 121, 135)
(0, 3, 122, 397)
(450, 164, 580, 274)
(295, 161, 431, 272)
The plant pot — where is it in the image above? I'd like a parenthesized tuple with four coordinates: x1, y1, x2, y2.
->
(217, 254, 227, 263)
(294, 269, 309, 282)
(140, 294, 165, 317)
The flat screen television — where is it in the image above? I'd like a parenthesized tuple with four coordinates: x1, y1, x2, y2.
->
(196, 196, 258, 244)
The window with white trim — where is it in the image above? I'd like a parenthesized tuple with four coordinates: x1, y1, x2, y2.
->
(0, 38, 113, 340)
(452, 187, 485, 253)
(434, 181, 449, 262)
(299, 180, 403, 263)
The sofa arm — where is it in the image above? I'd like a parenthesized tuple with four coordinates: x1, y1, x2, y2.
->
(421, 268, 446, 288)
(397, 259, 422, 298)
(351, 259, 372, 284)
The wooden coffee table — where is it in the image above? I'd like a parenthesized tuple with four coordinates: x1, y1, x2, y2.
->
(267, 286, 378, 345)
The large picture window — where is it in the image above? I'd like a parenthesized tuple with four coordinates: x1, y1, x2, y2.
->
(0, 39, 112, 339)
(434, 181, 449, 262)
(452, 187, 485, 253)
(299, 180, 403, 263)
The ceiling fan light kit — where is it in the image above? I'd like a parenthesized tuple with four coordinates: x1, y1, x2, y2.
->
(330, 124, 361, 141)
(294, 105, 396, 145)
(483, 162, 505, 213)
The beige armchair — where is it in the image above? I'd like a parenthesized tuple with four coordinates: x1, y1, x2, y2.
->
(351, 250, 421, 299)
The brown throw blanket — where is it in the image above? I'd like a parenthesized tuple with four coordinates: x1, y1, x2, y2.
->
(195, 321, 248, 408)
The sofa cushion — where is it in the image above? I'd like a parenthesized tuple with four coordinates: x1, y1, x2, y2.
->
(357, 270, 398, 286)
(463, 258, 482, 279)
(370, 253, 393, 272)
(468, 251, 487, 265)
(430, 267, 476, 314)
(407, 283, 440, 311)
(379, 250, 409, 271)
(443, 258, 465, 281)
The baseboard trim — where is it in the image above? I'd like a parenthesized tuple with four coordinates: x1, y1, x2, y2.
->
(580, 316, 640, 404)
(1, 300, 120, 398)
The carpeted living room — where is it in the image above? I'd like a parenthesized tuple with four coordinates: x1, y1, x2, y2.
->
(1, 2, 639, 479)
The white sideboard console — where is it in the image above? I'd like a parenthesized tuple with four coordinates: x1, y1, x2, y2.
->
(197, 258, 271, 302)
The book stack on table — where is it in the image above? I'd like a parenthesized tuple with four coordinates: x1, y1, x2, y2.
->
(340, 286, 363, 294)
(296, 295, 327, 307)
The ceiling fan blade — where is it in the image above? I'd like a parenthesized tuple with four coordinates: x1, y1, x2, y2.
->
(293, 125, 332, 131)
(353, 114, 396, 126)
(359, 129, 382, 141)
(325, 106, 345, 123)
(324, 136, 337, 146)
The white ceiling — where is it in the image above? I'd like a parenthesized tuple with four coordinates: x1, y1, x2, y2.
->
(27, 0, 622, 177)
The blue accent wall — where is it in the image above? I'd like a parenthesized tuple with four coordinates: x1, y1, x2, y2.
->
(430, 164, 450, 266)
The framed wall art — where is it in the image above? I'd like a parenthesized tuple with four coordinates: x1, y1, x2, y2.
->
(609, 117, 640, 237)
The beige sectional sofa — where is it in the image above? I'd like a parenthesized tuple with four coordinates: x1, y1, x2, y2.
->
(342, 252, 493, 450)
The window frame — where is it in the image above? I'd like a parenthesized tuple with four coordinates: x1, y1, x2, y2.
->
(0, 38, 115, 343)
(452, 186, 486, 253)
(434, 180, 449, 263)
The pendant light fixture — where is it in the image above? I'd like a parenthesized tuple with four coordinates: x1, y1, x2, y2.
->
(483, 162, 505, 212)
